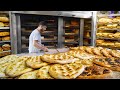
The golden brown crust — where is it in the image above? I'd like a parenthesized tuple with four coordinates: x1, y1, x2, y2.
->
(93, 58, 120, 72)
(36, 65, 53, 79)
(26, 56, 48, 69)
(41, 53, 79, 64)
(77, 72, 112, 79)
(77, 65, 112, 79)
(85, 47, 94, 54)
(92, 47, 103, 56)
(49, 63, 85, 79)
(100, 49, 112, 57)
(18, 70, 38, 79)
(109, 50, 120, 58)
(93, 59, 111, 68)
(0, 17, 9, 22)
(5, 58, 33, 78)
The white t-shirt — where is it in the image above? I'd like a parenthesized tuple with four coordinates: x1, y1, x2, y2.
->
(28, 29, 41, 53)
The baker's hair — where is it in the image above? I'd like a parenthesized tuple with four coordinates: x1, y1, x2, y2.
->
(38, 21, 47, 26)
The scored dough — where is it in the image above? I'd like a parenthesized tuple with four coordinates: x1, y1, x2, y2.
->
(36, 65, 53, 79)
(18, 70, 38, 79)
(49, 63, 85, 79)
(5, 57, 33, 78)
(26, 56, 48, 69)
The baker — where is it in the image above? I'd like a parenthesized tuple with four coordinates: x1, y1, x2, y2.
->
(28, 21, 49, 53)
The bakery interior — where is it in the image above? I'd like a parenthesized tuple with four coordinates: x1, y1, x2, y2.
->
(1, 11, 120, 79)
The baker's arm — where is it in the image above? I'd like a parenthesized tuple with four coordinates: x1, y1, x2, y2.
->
(33, 40, 49, 52)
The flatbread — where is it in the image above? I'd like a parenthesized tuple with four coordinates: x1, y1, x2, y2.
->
(93, 58, 120, 71)
(26, 56, 48, 69)
(77, 65, 112, 79)
(36, 65, 53, 79)
(0, 55, 20, 78)
(18, 70, 38, 79)
(5, 57, 33, 77)
(41, 53, 79, 64)
(49, 63, 85, 79)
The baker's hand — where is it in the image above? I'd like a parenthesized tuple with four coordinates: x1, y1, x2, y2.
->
(43, 47, 49, 52)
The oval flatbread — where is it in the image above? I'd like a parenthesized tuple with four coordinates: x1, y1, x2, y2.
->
(18, 70, 38, 79)
(36, 65, 53, 79)
(41, 53, 79, 64)
(5, 57, 33, 77)
(0, 55, 20, 78)
(77, 65, 113, 79)
(66, 50, 95, 60)
(26, 56, 48, 69)
(49, 63, 85, 79)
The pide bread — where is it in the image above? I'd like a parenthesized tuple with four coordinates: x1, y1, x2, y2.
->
(49, 63, 85, 79)
(26, 56, 48, 69)
(18, 70, 38, 79)
(5, 57, 33, 77)
(41, 53, 79, 64)
(36, 65, 53, 79)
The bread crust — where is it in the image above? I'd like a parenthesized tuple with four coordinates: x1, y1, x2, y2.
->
(36, 65, 53, 79)
(41, 54, 79, 64)
(93, 58, 120, 72)
(18, 70, 38, 79)
(26, 56, 48, 69)
(77, 71, 112, 79)
(5, 60, 33, 77)
(77, 65, 113, 79)
(49, 63, 85, 79)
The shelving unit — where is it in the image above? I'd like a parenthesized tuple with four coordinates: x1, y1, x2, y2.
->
(62, 17, 80, 47)
(0, 12, 11, 57)
(83, 18, 92, 46)
(96, 11, 120, 49)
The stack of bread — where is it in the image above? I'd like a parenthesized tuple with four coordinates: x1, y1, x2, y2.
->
(0, 44, 11, 57)
(0, 16, 9, 27)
